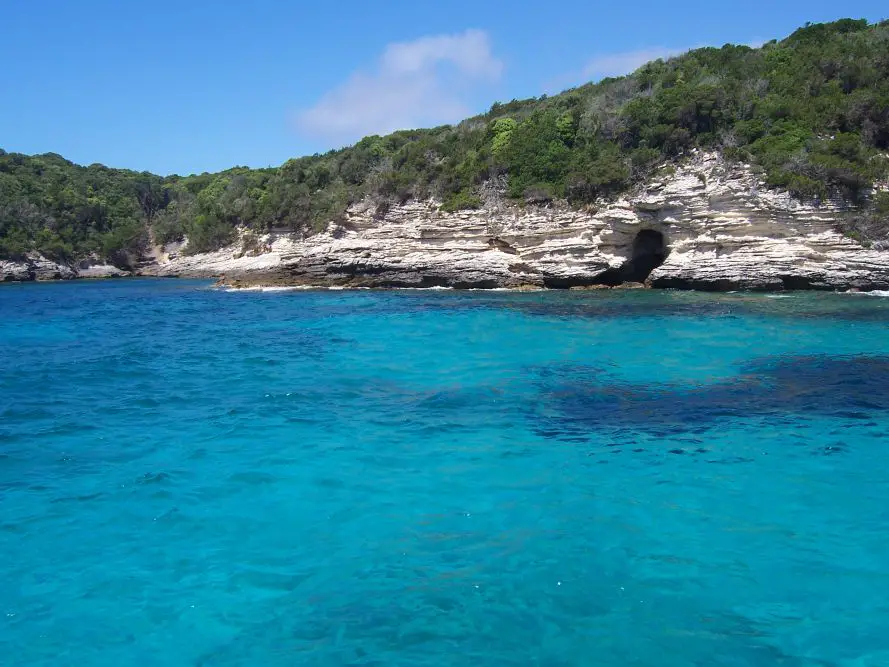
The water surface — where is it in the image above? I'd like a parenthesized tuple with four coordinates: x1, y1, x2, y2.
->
(2, 280, 889, 666)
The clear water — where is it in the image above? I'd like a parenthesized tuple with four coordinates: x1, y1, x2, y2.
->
(2, 280, 889, 666)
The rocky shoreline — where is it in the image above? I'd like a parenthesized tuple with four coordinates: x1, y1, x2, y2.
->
(4, 153, 889, 292)
(0, 256, 128, 282)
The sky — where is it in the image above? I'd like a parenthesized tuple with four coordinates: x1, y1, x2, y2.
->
(2, 0, 886, 176)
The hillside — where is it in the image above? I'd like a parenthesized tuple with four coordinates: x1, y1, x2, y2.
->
(2, 18, 889, 269)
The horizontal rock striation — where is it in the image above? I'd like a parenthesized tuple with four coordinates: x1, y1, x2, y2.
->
(1, 255, 78, 281)
(0, 255, 131, 282)
(188, 153, 889, 291)
(5, 153, 888, 290)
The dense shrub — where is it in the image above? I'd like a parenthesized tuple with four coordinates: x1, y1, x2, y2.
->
(441, 191, 482, 212)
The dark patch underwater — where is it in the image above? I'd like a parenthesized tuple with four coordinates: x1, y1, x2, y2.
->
(532, 355, 889, 442)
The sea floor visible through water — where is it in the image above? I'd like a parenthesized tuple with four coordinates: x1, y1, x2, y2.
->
(2, 279, 889, 666)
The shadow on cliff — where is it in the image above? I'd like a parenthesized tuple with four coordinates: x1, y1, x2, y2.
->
(542, 229, 669, 288)
(595, 229, 670, 286)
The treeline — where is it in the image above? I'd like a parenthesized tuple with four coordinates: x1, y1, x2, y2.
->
(2, 18, 889, 264)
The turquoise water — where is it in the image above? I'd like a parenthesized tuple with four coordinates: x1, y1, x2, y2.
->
(2, 280, 889, 666)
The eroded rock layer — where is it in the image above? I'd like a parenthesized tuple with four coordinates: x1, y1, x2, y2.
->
(195, 154, 889, 291)
(5, 154, 888, 290)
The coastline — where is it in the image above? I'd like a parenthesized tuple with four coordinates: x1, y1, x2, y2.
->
(4, 271, 888, 296)
(4, 153, 888, 293)
(5, 253, 889, 293)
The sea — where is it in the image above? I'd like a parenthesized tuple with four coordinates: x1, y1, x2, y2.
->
(2, 279, 889, 666)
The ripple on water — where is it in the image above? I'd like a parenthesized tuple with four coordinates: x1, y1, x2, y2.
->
(2, 281, 889, 665)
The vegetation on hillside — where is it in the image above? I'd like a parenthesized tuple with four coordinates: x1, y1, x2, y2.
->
(2, 18, 888, 264)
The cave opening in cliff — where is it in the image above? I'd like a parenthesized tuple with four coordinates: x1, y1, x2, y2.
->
(591, 229, 669, 286)
(627, 229, 668, 282)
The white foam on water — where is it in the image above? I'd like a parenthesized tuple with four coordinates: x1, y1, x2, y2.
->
(841, 289, 889, 297)
(218, 285, 538, 293)
(221, 286, 262, 292)
(467, 287, 540, 292)
(395, 286, 454, 291)
(221, 285, 316, 293)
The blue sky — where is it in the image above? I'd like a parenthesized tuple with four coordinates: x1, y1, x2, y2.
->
(2, 0, 886, 175)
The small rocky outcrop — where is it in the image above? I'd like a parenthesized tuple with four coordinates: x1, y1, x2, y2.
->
(0, 255, 130, 282)
(1, 255, 77, 281)
(76, 258, 130, 279)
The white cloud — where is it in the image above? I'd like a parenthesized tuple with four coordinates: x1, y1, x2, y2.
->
(297, 29, 502, 142)
(581, 47, 693, 81)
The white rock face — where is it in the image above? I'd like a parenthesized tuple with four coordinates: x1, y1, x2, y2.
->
(154, 153, 887, 290)
(142, 232, 304, 278)
(9, 153, 888, 289)
(0, 255, 133, 282)
(642, 154, 889, 290)
(75, 260, 130, 279)
(0, 254, 77, 282)
(0, 259, 31, 282)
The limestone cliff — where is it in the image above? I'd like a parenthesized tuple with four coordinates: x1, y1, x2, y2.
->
(150, 152, 889, 291)
(5, 153, 888, 290)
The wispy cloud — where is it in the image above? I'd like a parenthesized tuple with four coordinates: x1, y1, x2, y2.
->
(581, 46, 693, 81)
(296, 29, 502, 142)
